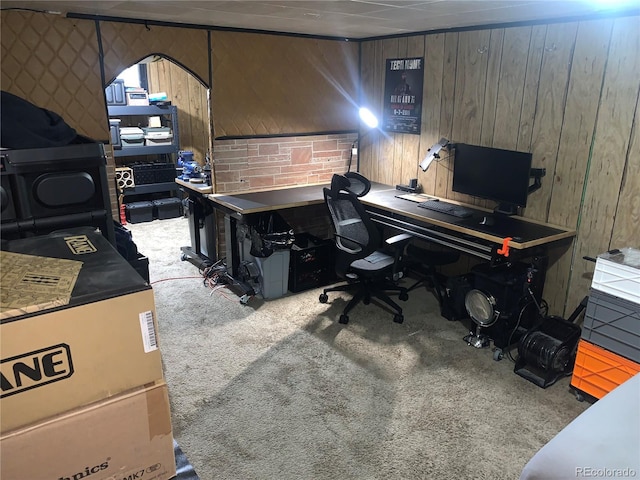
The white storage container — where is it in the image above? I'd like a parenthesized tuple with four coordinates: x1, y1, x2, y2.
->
(592, 247, 640, 305)
(144, 129, 173, 146)
(120, 127, 145, 147)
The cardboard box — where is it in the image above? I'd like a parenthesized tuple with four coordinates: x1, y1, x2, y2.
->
(1, 229, 164, 433)
(1, 381, 176, 480)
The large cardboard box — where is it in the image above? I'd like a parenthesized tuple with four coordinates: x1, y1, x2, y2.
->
(1, 229, 164, 433)
(0, 381, 176, 480)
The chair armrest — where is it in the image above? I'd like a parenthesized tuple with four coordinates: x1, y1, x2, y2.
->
(384, 233, 413, 280)
(334, 233, 365, 254)
(385, 233, 412, 247)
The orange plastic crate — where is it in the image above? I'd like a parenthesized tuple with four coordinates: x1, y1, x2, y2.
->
(571, 339, 640, 399)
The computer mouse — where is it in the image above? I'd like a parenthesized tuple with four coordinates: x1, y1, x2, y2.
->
(480, 216, 495, 226)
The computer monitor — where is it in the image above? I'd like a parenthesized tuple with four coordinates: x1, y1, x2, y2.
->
(452, 143, 533, 215)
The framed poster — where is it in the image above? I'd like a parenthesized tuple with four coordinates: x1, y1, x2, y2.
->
(383, 57, 424, 134)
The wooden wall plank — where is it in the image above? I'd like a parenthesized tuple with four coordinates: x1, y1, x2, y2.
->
(612, 97, 640, 245)
(399, 35, 427, 186)
(147, 58, 210, 164)
(434, 32, 458, 199)
(493, 27, 530, 150)
(418, 34, 444, 196)
(359, 41, 376, 180)
(378, 38, 401, 186)
(450, 29, 491, 203)
(567, 16, 640, 313)
(480, 28, 504, 148)
(477, 28, 504, 209)
(525, 23, 578, 222)
(544, 19, 613, 313)
(517, 25, 546, 152)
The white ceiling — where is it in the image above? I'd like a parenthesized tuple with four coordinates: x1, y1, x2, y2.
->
(2, 1, 638, 39)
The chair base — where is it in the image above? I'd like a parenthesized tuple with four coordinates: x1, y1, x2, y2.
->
(320, 278, 408, 324)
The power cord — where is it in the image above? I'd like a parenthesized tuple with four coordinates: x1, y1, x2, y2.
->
(505, 288, 549, 362)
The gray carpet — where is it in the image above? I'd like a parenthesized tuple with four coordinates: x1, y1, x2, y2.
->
(127, 216, 589, 480)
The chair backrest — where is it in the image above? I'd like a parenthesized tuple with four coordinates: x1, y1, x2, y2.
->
(324, 174, 380, 274)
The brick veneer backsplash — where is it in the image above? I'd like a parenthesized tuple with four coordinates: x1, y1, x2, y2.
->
(212, 133, 358, 193)
(212, 133, 358, 257)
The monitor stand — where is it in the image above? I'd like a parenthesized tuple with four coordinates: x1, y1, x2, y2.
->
(494, 203, 519, 216)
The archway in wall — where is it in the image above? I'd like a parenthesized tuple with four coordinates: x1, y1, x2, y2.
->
(106, 55, 212, 222)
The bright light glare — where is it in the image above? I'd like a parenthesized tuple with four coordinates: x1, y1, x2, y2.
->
(359, 107, 378, 129)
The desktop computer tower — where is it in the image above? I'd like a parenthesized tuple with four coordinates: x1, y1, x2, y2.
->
(470, 261, 543, 349)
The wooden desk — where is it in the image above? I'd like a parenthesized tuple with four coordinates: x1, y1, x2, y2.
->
(360, 189, 575, 261)
(208, 182, 389, 214)
(175, 178, 213, 194)
(207, 182, 575, 279)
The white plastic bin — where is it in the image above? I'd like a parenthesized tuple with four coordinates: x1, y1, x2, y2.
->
(592, 248, 640, 305)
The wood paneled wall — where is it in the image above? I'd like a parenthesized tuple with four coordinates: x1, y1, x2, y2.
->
(360, 16, 640, 316)
(147, 59, 211, 164)
(2, 10, 638, 316)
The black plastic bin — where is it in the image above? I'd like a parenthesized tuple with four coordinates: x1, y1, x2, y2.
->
(126, 201, 154, 223)
(288, 233, 337, 292)
(153, 197, 182, 220)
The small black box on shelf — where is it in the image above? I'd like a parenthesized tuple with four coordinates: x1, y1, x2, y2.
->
(132, 163, 177, 185)
(152, 197, 182, 220)
(289, 233, 337, 293)
(126, 201, 154, 223)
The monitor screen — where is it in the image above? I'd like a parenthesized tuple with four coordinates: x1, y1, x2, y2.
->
(452, 143, 532, 211)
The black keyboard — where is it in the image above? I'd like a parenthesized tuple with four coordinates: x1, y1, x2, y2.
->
(417, 199, 473, 218)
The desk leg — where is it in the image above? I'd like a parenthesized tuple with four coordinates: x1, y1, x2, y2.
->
(180, 191, 216, 270)
(223, 213, 256, 301)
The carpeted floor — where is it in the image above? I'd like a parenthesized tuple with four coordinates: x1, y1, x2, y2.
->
(127, 216, 590, 480)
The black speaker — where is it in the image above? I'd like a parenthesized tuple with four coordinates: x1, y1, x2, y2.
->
(469, 262, 542, 349)
(0, 143, 115, 245)
(0, 174, 17, 222)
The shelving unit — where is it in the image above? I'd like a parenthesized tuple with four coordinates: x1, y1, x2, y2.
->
(108, 105, 181, 205)
(108, 105, 180, 159)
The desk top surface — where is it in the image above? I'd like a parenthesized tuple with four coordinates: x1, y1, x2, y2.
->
(207, 182, 575, 249)
(175, 178, 213, 194)
(209, 182, 389, 214)
(361, 189, 575, 249)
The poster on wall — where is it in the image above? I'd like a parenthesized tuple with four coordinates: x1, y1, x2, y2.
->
(383, 57, 424, 134)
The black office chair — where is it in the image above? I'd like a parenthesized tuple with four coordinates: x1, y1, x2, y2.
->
(319, 173, 412, 324)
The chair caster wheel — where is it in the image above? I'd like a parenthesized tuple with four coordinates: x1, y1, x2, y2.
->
(399, 292, 409, 301)
(319, 293, 328, 303)
(493, 349, 503, 361)
(180, 253, 187, 261)
(339, 314, 349, 324)
(393, 314, 404, 324)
